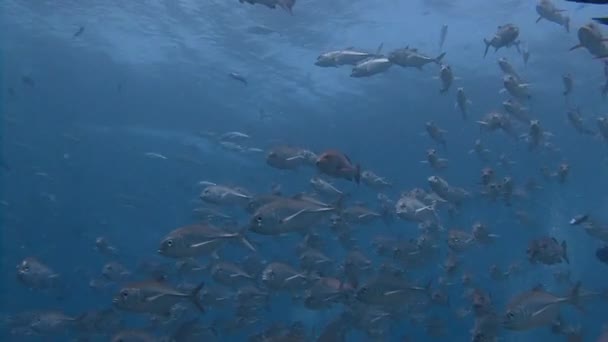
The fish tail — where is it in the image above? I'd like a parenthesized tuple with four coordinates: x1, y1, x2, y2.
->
(435, 52, 446, 64)
(238, 227, 257, 252)
(562, 240, 569, 264)
(190, 281, 206, 313)
(354, 164, 361, 184)
(483, 38, 490, 58)
(567, 281, 585, 312)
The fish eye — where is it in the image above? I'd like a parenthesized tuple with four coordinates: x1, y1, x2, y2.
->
(22, 266, 30, 272)
(256, 216, 263, 223)
(121, 291, 129, 299)
(166, 239, 173, 247)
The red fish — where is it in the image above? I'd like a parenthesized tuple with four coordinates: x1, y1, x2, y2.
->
(315, 150, 361, 184)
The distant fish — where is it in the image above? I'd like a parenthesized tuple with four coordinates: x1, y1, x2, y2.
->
(144, 152, 168, 160)
(73, 26, 85, 38)
(239, 0, 296, 15)
(229, 72, 247, 85)
(246, 25, 277, 35)
(569, 214, 589, 225)
(220, 131, 250, 141)
(21, 75, 35, 87)
(563, 73, 573, 97)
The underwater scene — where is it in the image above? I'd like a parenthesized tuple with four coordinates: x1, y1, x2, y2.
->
(4, 0, 608, 341)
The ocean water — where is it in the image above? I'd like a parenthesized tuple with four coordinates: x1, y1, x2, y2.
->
(2, 0, 608, 341)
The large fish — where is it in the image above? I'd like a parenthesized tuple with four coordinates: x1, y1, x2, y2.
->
(158, 223, 256, 258)
(249, 195, 340, 235)
(113, 280, 205, 315)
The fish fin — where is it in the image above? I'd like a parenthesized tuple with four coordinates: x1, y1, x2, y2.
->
(145, 293, 166, 302)
(535, 16, 542, 23)
(569, 44, 583, 51)
(190, 281, 206, 313)
(281, 208, 310, 223)
(355, 164, 361, 185)
(375, 42, 384, 55)
(568, 281, 585, 312)
(483, 38, 490, 57)
(562, 240, 569, 264)
(189, 240, 215, 249)
(238, 226, 257, 252)
(435, 52, 446, 63)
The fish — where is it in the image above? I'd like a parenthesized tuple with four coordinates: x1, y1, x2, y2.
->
(483, 24, 520, 57)
(228, 72, 247, 85)
(200, 184, 252, 207)
(527, 236, 569, 265)
(266, 145, 316, 170)
(388, 48, 446, 69)
(239, 0, 295, 14)
(425, 121, 447, 149)
(350, 57, 392, 77)
(497, 57, 521, 81)
(438, 64, 454, 93)
(502, 282, 589, 331)
(158, 223, 256, 258)
(316, 150, 361, 184)
(310, 176, 344, 197)
(112, 280, 206, 315)
(501, 75, 531, 101)
(144, 152, 168, 160)
(316, 43, 384, 67)
(455, 87, 472, 120)
(569, 214, 589, 225)
(360, 170, 392, 190)
(536, 0, 570, 32)
(570, 22, 608, 58)
(249, 194, 340, 235)
(73, 26, 85, 37)
(563, 73, 573, 96)
(16, 257, 60, 291)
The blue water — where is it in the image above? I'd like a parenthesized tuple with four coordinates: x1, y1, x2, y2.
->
(2, 0, 608, 341)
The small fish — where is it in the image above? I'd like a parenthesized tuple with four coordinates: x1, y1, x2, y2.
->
(438, 64, 454, 94)
(73, 26, 85, 37)
(144, 152, 168, 160)
(310, 176, 344, 197)
(596, 245, 608, 264)
(522, 45, 531, 65)
(569, 214, 588, 225)
(220, 131, 250, 141)
(239, 0, 295, 15)
(563, 73, 573, 96)
(21, 75, 35, 87)
(229, 72, 248, 85)
(246, 25, 277, 35)
(455, 88, 472, 120)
